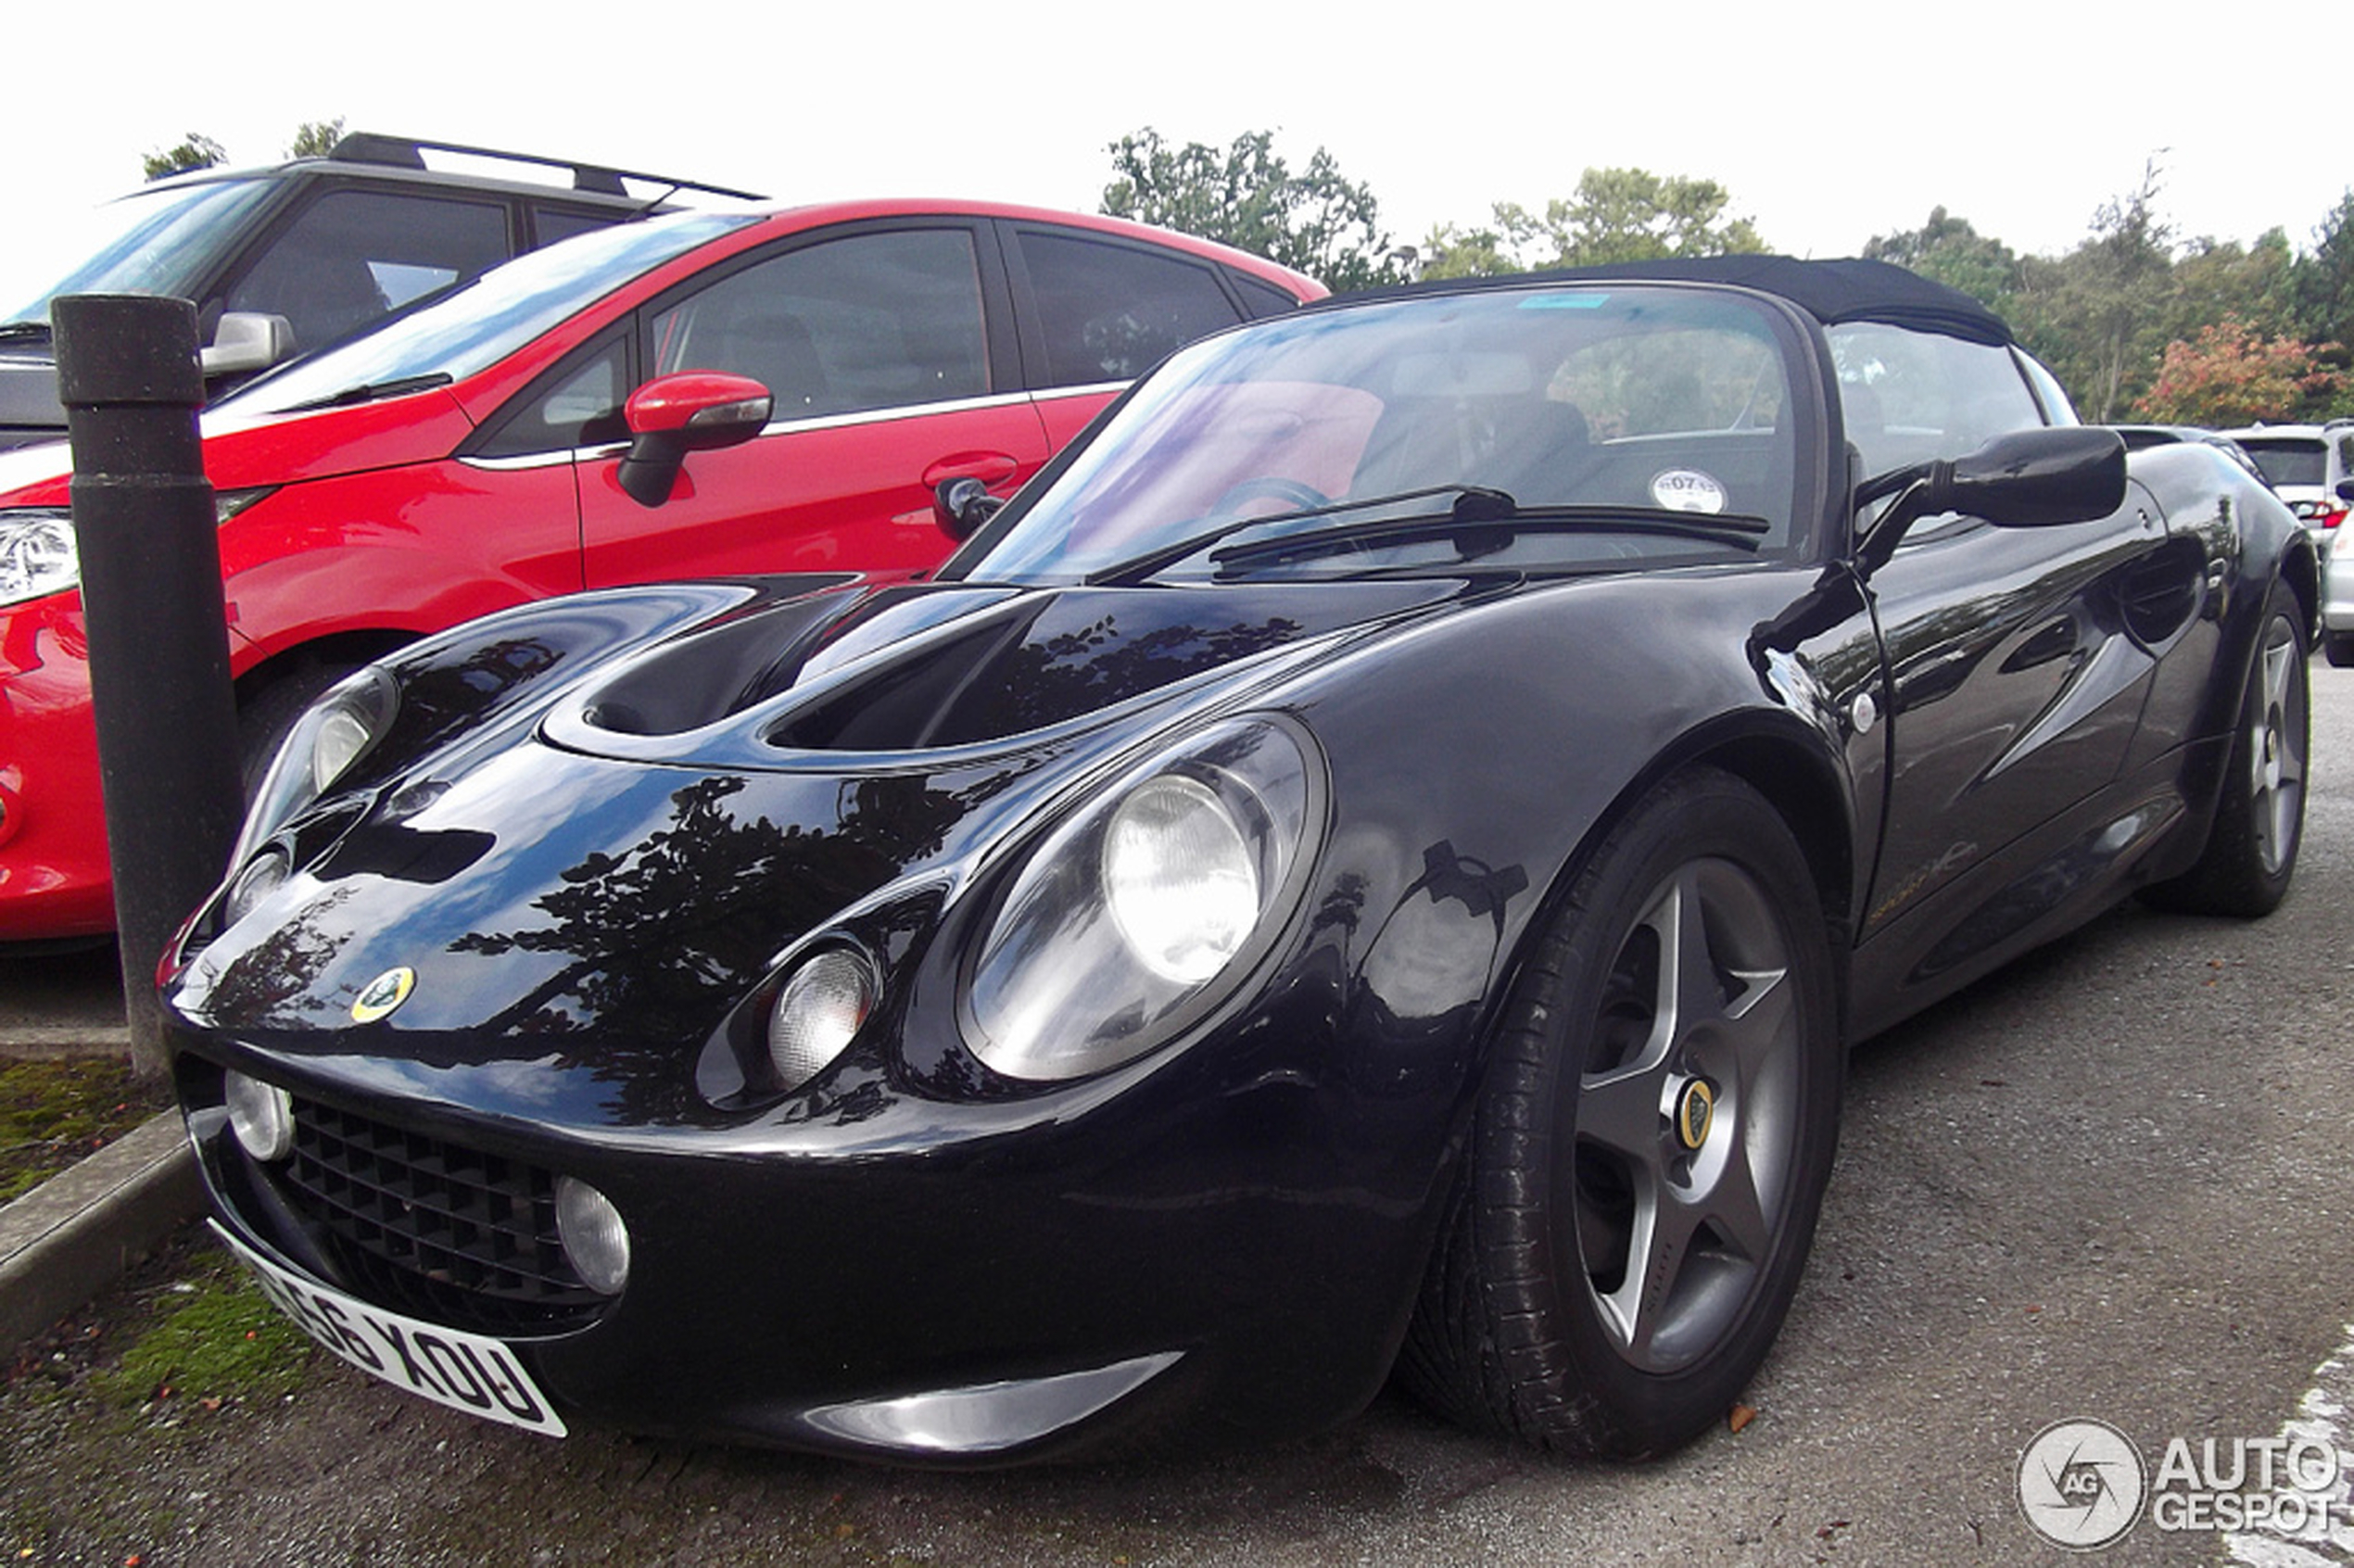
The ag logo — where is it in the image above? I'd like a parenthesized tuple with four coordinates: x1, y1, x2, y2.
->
(2018, 1419, 2145, 1549)
(351, 967, 416, 1024)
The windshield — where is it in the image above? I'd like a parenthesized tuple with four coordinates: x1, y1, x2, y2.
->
(954, 284, 1805, 585)
(0, 179, 277, 326)
(211, 211, 757, 418)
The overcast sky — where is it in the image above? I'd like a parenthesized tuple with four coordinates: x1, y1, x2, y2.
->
(12, 0, 2350, 279)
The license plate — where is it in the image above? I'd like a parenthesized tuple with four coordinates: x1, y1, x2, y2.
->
(216, 1221, 567, 1437)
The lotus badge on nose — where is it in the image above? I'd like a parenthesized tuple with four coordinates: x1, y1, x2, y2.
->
(350, 967, 415, 1024)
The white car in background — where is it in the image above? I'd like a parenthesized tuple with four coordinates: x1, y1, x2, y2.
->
(2222, 420, 2354, 540)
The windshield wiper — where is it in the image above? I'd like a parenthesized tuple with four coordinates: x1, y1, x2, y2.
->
(1207, 501, 1769, 576)
(278, 371, 455, 413)
(1084, 485, 1517, 587)
(0, 322, 52, 345)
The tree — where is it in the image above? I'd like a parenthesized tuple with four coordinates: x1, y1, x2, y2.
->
(287, 119, 347, 158)
(1863, 208, 2021, 315)
(1542, 168, 1766, 266)
(142, 133, 226, 182)
(1416, 168, 1767, 279)
(2008, 161, 2179, 421)
(1101, 129, 1406, 293)
(2164, 231, 2297, 347)
(2133, 316, 2343, 426)
(2292, 191, 2354, 412)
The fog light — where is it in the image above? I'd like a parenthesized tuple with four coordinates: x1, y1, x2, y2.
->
(766, 947, 876, 1093)
(224, 1070, 295, 1162)
(554, 1176, 630, 1296)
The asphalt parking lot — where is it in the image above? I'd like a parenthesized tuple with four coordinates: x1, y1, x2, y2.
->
(7, 661, 2354, 1567)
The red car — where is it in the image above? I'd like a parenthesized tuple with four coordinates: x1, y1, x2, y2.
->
(0, 200, 1323, 942)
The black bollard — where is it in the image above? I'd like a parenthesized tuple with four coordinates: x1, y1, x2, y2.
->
(54, 295, 245, 1081)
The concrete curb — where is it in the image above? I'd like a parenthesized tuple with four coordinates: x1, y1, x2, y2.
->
(0, 1024, 135, 1061)
(0, 1111, 204, 1352)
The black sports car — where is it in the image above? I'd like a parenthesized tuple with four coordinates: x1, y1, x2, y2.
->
(162, 258, 2315, 1465)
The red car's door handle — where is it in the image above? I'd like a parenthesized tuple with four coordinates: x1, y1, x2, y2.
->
(921, 452, 1020, 489)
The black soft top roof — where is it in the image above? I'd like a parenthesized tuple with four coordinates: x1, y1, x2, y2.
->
(1345, 255, 2013, 346)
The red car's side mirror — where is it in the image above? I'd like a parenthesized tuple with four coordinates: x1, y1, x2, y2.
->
(616, 372, 774, 507)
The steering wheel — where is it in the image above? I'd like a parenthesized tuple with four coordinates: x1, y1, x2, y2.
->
(1210, 475, 1331, 519)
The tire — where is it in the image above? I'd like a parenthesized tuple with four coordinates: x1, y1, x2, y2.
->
(2140, 583, 2308, 917)
(2325, 630, 2354, 670)
(235, 654, 358, 801)
(1397, 768, 1841, 1460)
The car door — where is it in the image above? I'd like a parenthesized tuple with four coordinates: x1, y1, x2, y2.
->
(1844, 325, 2178, 1007)
(577, 222, 1050, 588)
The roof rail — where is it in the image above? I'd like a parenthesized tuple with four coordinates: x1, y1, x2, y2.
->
(324, 132, 765, 203)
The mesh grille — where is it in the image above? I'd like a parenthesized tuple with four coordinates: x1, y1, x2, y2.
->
(278, 1097, 607, 1336)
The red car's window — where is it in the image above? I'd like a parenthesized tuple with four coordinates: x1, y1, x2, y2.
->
(1013, 229, 1245, 386)
(649, 229, 989, 420)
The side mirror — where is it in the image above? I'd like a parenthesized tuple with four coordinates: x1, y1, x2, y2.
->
(1940, 427, 2129, 528)
(200, 312, 296, 377)
(1856, 427, 2128, 572)
(616, 372, 774, 507)
(932, 475, 1005, 540)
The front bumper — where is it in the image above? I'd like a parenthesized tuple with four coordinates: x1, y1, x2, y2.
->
(169, 1011, 1445, 1462)
(0, 596, 116, 942)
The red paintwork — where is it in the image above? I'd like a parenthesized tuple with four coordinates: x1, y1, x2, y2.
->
(624, 372, 773, 437)
(0, 200, 1324, 940)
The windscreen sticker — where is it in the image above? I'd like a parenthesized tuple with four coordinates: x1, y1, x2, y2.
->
(1519, 294, 1610, 310)
(1651, 469, 1728, 513)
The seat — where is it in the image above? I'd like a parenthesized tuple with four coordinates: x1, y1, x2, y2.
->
(719, 309, 828, 416)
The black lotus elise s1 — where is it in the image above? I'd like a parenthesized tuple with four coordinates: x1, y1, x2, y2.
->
(163, 259, 2313, 1464)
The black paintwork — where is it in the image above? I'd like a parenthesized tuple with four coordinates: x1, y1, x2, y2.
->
(158, 262, 2315, 1462)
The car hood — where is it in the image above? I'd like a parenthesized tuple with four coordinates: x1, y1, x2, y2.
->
(0, 380, 475, 505)
(165, 575, 1467, 1126)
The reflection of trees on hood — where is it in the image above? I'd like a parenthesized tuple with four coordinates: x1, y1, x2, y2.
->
(950, 613, 1304, 741)
(376, 637, 562, 765)
(206, 884, 360, 1019)
(445, 764, 1034, 1121)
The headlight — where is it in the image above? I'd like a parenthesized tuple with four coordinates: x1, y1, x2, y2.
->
(964, 715, 1325, 1081)
(0, 511, 76, 606)
(0, 490, 272, 610)
(231, 664, 400, 872)
(1102, 776, 1262, 983)
(220, 846, 291, 929)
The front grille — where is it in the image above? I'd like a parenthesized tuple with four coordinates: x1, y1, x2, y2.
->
(279, 1097, 607, 1336)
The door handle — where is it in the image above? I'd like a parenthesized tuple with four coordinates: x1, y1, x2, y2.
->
(922, 452, 1020, 489)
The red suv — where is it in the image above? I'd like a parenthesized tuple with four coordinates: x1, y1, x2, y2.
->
(0, 200, 1323, 941)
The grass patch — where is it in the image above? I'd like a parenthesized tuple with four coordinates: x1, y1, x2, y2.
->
(0, 1056, 168, 1205)
(95, 1247, 315, 1410)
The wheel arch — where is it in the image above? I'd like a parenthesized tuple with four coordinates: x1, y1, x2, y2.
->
(232, 626, 417, 711)
(1491, 711, 1860, 1032)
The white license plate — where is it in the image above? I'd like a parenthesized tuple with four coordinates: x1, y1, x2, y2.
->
(217, 1221, 567, 1437)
